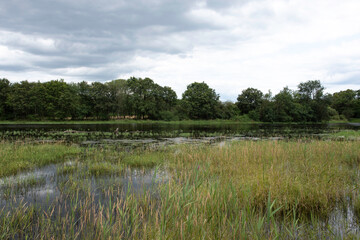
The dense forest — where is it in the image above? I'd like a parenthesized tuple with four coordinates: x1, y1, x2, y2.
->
(0, 77, 359, 122)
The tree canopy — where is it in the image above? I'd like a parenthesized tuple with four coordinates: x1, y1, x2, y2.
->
(181, 82, 219, 119)
(0, 77, 358, 122)
(236, 88, 263, 115)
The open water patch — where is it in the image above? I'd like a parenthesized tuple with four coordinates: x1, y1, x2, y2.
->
(0, 163, 168, 212)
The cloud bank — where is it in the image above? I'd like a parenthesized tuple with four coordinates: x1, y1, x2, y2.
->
(0, 0, 360, 100)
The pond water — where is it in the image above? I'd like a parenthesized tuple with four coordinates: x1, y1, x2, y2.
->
(0, 122, 359, 142)
(0, 163, 167, 211)
(1, 122, 360, 237)
(1, 122, 359, 209)
(1, 158, 360, 237)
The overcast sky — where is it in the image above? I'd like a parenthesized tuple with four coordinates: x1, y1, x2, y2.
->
(0, 0, 360, 101)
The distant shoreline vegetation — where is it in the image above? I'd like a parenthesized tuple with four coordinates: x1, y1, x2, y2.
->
(0, 78, 359, 122)
(0, 119, 359, 125)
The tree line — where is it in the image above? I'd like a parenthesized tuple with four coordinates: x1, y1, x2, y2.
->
(0, 77, 359, 122)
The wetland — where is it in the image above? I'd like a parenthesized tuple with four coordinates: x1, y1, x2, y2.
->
(1, 122, 360, 239)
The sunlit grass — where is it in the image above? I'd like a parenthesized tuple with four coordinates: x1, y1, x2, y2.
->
(122, 150, 166, 168)
(0, 142, 81, 177)
(87, 162, 122, 176)
(330, 130, 360, 138)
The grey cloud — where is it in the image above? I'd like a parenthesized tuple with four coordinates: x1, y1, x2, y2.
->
(0, 0, 239, 80)
(205, 0, 251, 10)
(0, 64, 30, 72)
(0, 0, 210, 35)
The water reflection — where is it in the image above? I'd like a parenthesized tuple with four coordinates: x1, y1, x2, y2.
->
(0, 122, 358, 142)
(0, 163, 167, 211)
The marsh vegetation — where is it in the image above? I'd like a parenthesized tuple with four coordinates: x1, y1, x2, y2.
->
(0, 123, 359, 239)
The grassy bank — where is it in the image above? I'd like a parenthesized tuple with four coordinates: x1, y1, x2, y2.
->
(329, 130, 360, 138)
(1, 118, 358, 125)
(329, 118, 360, 124)
(0, 119, 257, 125)
(350, 118, 360, 123)
(1, 140, 360, 238)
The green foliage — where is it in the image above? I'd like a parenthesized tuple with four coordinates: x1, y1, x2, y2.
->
(89, 82, 112, 120)
(236, 88, 263, 114)
(75, 81, 93, 119)
(327, 106, 340, 120)
(0, 77, 179, 120)
(0, 78, 11, 119)
(231, 114, 254, 122)
(215, 101, 240, 119)
(297, 80, 324, 101)
(158, 110, 179, 121)
(0, 77, 358, 123)
(6, 81, 36, 119)
(43, 80, 80, 120)
(331, 89, 359, 119)
(296, 80, 329, 122)
(182, 82, 219, 119)
(273, 87, 296, 122)
(272, 87, 309, 122)
(127, 77, 177, 119)
(248, 109, 260, 121)
(257, 81, 330, 122)
(106, 79, 129, 118)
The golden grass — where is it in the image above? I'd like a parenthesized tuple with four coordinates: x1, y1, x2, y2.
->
(1, 140, 360, 239)
(170, 140, 360, 214)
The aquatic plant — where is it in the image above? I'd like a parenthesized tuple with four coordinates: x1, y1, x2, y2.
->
(0, 142, 81, 177)
(0, 139, 360, 238)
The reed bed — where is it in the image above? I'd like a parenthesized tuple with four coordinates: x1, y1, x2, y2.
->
(171, 141, 360, 215)
(0, 139, 360, 239)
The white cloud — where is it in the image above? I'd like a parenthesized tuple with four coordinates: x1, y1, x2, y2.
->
(0, 0, 360, 101)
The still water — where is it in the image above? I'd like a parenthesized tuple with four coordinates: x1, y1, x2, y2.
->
(1, 122, 359, 237)
(0, 122, 359, 142)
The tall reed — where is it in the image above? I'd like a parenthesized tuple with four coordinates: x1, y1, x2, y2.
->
(1, 139, 359, 239)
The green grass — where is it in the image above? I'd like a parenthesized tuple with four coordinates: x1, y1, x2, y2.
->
(0, 119, 257, 125)
(330, 130, 360, 138)
(328, 120, 349, 123)
(168, 141, 360, 215)
(329, 118, 360, 123)
(1, 140, 360, 238)
(350, 118, 360, 123)
(57, 163, 78, 175)
(2, 118, 350, 125)
(87, 162, 123, 176)
(0, 142, 81, 177)
(121, 150, 166, 168)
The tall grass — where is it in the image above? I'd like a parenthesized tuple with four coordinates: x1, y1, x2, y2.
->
(0, 140, 360, 238)
(171, 141, 360, 215)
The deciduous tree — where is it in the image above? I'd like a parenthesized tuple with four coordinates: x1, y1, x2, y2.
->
(182, 82, 219, 119)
